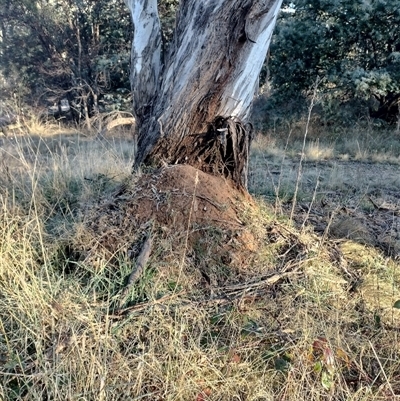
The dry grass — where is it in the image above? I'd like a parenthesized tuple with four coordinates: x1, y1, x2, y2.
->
(1, 121, 400, 400)
(305, 140, 335, 161)
(258, 119, 400, 164)
(249, 126, 400, 205)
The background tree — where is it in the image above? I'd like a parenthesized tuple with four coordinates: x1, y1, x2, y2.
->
(266, 0, 400, 125)
(127, 0, 283, 187)
(0, 0, 188, 124)
(0, 0, 132, 124)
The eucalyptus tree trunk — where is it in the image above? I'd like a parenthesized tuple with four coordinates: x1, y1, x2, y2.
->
(126, 0, 283, 187)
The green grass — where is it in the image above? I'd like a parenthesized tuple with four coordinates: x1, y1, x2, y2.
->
(1, 124, 400, 400)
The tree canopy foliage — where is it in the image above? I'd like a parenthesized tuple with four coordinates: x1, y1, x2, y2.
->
(0, 0, 133, 121)
(268, 0, 400, 124)
(0, 0, 181, 122)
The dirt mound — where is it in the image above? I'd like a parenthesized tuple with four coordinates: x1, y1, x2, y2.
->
(130, 164, 250, 229)
(81, 165, 259, 275)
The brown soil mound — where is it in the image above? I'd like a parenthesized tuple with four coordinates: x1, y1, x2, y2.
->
(130, 164, 250, 229)
(81, 165, 259, 274)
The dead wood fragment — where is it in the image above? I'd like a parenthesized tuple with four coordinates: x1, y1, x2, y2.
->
(96, 116, 135, 139)
(369, 196, 400, 214)
(118, 234, 153, 308)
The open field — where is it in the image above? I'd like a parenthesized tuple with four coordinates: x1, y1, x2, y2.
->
(1, 126, 400, 400)
(250, 133, 400, 259)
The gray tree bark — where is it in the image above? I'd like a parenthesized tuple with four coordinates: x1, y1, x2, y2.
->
(126, 0, 283, 187)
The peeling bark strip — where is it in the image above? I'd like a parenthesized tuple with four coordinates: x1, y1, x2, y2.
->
(126, 0, 283, 186)
(126, 0, 162, 125)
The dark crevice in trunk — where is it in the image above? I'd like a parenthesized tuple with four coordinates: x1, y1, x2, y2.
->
(142, 117, 253, 188)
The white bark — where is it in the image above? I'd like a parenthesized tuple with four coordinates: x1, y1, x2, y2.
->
(159, 0, 283, 123)
(125, 0, 161, 122)
(218, 0, 283, 118)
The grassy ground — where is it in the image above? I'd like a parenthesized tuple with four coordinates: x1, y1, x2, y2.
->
(0, 122, 400, 400)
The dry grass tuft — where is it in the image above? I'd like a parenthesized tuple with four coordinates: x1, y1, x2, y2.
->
(305, 140, 335, 161)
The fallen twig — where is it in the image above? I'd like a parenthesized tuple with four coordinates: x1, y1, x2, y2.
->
(219, 269, 301, 294)
(118, 234, 153, 308)
(110, 267, 303, 319)
(112, 291, 186, 318)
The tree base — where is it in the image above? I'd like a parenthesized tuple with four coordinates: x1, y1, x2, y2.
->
(143, 117, 252, 188)
(81, 164, 258, 280)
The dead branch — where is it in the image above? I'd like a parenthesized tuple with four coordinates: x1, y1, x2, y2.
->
(118, 234, 153, 308)
(111, 266, 303, 319)
(96, 116, 136, 139)
(369, 196, 400, 214)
